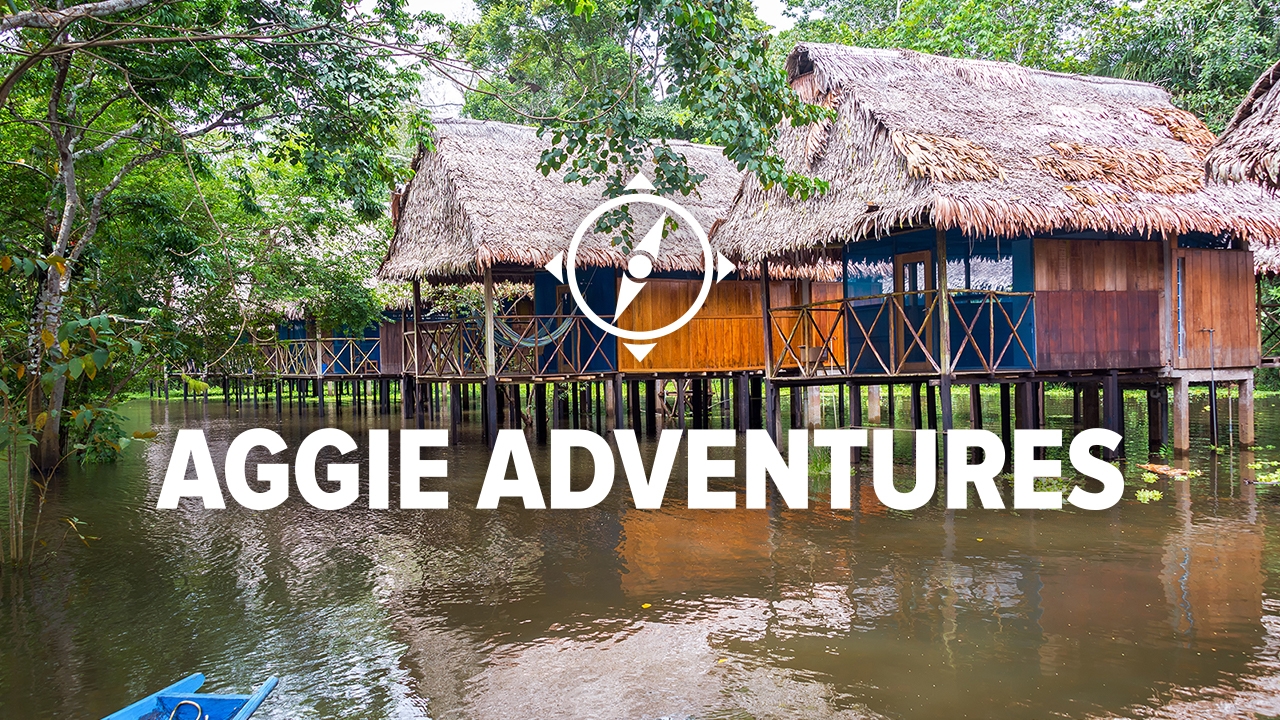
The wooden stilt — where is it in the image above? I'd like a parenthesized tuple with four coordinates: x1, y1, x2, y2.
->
(1103, 370, 1123, 459)
(867, 385, 882, 424)
(969, 384, 982, 429)
(610, 375, 623, 431)
(1147, 387, 1169, 452)
(926, 383, 937, 430)
(749, 376, 763, 429)
(451, 383, 462, 444)
(1240, 375, 1255, 446)
(735, 373, 749, 433)
(677, 380, 688, 430)
(935, 226, 954, 433)
(1000, 383, 1012, 472)
(850, 383, 863, 463)
(644, 379, 657, 437)
(886, 383, 896, 427)
(1173, 375, 1190, 453)
(910, 383, 922, 430)
(628, 380, 641, 430)
(1082, 382, 1101, 428)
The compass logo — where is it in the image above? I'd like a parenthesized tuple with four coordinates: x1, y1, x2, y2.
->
(543, 173, 737, 361)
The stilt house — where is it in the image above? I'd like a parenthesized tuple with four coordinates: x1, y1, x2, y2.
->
(712, 44, 1280, 449)
(377, 118, 839, 438)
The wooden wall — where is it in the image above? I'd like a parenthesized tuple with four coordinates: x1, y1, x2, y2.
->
(1176, 247, 1259, 370)
(615, 279, 842, 373)
(380, 320, 405, 375)
(1034, 239, 1164, 371)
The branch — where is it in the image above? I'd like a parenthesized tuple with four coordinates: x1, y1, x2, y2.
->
(0, 0, 155, 36)
(73, 117, 144, 158)
(68, 148, 164, 265)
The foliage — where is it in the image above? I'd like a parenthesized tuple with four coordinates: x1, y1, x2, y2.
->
(1089, 0, 1280, 131)
(0, 0, 444, 469)
(419, 282, 533, 318)
(778, 0, 1280, 130)
(455, 0, 832, 245)
(0, 256, 153, 564)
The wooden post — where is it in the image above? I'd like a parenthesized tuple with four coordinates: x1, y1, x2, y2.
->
(610, 374, 623, 431)
(1103, 370, 1123, 459)
(644, 379, 657, 437)
(910, 383, 922, 430)
(1173, 375, 1190, 453)
(691, 379, 704, 429)
(450, 383, 462, 444)
(1015, 382, 1033, 429)
(531, 383, 545, 443)
(1000, 383, 1012, 472)
(1147, 387, 1169, 451)
(867, 385, 882, 424)
(1082, 382, 1101, 428)
(628, 380, 641, 430)
(850, 382, 863, 463)
(969, 384, 982, 429)
(1240, 374, 1255, 446)
(926, 384, 938, 430)
(936, 227, 954, 431)
(749, 376, 763, 429)
(735, 373, 749, 433)
(677, 380, 688, 430)
(886, 383, 896, 427)
(483, 266, 498, 445)
(761, 258, 780, 440)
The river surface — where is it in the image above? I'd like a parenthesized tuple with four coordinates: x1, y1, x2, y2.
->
(3, 391, 1280, 720)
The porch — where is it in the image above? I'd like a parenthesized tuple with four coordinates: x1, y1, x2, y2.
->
(766, 289, 1036, 380)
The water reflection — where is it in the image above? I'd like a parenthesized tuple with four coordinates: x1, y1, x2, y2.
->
(0, 396, 1277, 720)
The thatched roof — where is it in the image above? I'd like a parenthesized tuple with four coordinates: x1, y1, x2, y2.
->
(1256, 245, 1280, 276)
(377, 119, 743, 281)
(713, 44, 1280, 263)
(1206, 59, 1280, 192)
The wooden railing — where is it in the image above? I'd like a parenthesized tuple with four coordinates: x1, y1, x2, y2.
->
(1261, 302, 1280, 360)
(255, 337, 383, 376)
(768, 290, 1035, 379)
(405, 315, 617, 379)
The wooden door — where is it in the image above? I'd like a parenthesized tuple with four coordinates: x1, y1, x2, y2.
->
(894, 251, 936, 370)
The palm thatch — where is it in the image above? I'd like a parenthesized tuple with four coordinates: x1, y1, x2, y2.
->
(377, 119, 743, 282)
(1206, 59, 1280, 192)
(1256, 245, 1280, 276)
(713, 44, 1280, 264)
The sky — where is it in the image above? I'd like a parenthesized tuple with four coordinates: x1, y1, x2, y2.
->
(410, 0, 796, 112)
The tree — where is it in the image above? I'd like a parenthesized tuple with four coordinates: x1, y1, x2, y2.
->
(1089, 0, 1280, 130)
(0, 0, 437, 472)
(778, 0, 1280, 131)
(452, 0, 832, 244)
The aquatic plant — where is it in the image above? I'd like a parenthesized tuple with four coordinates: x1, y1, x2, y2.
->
(1135, 489, 1163, 503)
(1141, 471, 1159, 483)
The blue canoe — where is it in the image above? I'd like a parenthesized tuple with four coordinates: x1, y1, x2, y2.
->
(103, 673, 278, 720)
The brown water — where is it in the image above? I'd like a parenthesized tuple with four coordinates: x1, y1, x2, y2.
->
(3, 392, 1280, 720)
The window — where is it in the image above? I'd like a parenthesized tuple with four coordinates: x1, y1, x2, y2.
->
(1177, 256, 1186, 358)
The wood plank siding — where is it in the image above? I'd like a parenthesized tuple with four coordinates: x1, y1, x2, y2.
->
(1034, 239, 1163, 371)
(1176, 247, 1259, 370)
(1033, 239, 1256, 372)
(616, 279, 844, 373)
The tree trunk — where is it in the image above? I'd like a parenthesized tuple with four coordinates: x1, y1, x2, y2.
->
(30, 275, 67, 475)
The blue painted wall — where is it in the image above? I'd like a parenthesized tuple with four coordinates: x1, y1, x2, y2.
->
(534, 266, 619, 372)
(841, 228, 1039, 372)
